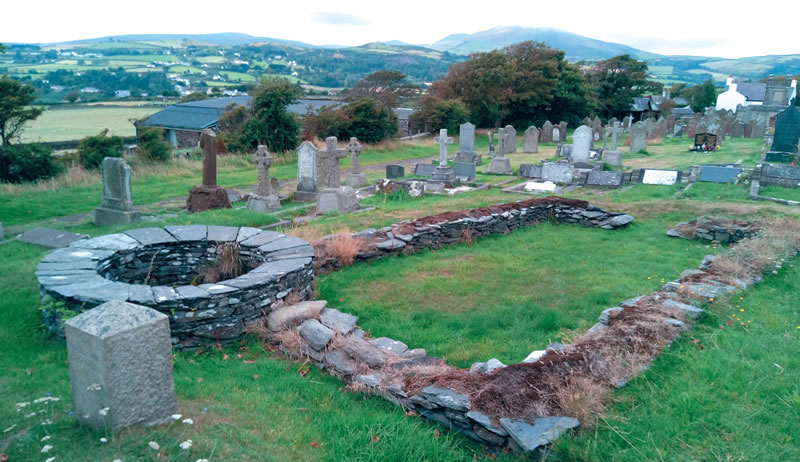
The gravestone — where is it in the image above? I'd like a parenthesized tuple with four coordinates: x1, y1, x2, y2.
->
(504, 125, 517, 153)
(570, 126, 593, 164)
(186, 130, 231, 213)
(666, 115, 676, 134)
(487, 130, 495, 157)
(700, 166, 741, 183)
(523, 181, 557, 192)
(488, 129, 513, 174)
(559, 122, 568, 141)
(519, 164, 543, 178)
(765, 152, 796, 163)
(687, 120, 698, 139)
(453, 162, 476, 180)
(386, 165, 405, 179)
(432, 129, 456, 182)
(523, 126, 539, 153)
(603, 121, 624, 164)
(540, 121, 553, 143)
(642, 169, 678, 185)
(751, 121, 766, 139)
(317, 137, 347, 189)
(630, 122, 647, 153)
(556, 144, 573, 158)
(294, 141, 319, 202)
(453, 122, 479, 165)
(65, 300, 177, 430)
(769, 102, 800, 154)
(414, 163, 436, 178)
(95, 157, 140, 226)
(603, 150, 622, 167)
(591, 116, 602, 141)
(345, 137, 368, 188)
(271, 177, 280, 195)
(744, 121, 755, 138)
(542, 163, 573, 184)
(586, 171, 623, 188)
(732, 121, 745, 138)
(247, 145, 281, 212)
(622, 116, 632, 130)
(552, 126, 561, 142)
(316, 186, 360, 214)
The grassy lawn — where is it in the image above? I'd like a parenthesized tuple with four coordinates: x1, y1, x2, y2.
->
(759, 185, 800, 202)
(21, 106, 159, 143)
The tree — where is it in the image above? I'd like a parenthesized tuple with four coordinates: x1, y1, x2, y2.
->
(409, 95, 470, 133)
(240, 78, 301, 152)
(343, 70, 418, 108)
(78, 130, 124, 169)
(587, 54, 662, 117)
(683, 79, 717, 112)
(64, 91, 79, 103)
(137, 127, 170, 162)
(0, 76, 44, 145)
(0, 43, 6, 53)
(337, 98, 397, 143)
(179, 92, 208, 103)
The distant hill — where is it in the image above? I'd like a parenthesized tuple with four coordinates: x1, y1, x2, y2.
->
(49, 32, 330, 50)
(428, 26, 658, 61)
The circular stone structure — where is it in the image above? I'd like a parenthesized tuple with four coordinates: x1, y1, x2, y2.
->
(36, 225, 315, 349)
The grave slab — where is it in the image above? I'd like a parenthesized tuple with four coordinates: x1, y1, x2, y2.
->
(414, 163, 436, 178)
(642, 169, 678, 185)
(20, 228, 88, 249)
(699, 166, 741, 183)
(541, 163, 574, 184)
(586, 171, 624, 188)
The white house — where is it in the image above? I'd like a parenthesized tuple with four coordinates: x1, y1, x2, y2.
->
(717, 75, 798, 111)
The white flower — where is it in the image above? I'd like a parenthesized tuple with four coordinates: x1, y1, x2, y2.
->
(25, 412, 36, 418)
(86, 383, 102, 391)
(3, 424, 16, 433)
(171, 413, 182, 421)
(41, 444, 53, 453)
(34, 397, 60, 404)
(15, 401, 31, 410)
(182, 418, 194, 425)
(98, 407, 110, 416)
(179, 439, 193, 450)
(46, 457, 56, 462)
(100, 437, 108, 443)
(41, 435, 51, 441)
(148, 441, 160, 451)
(41, 419, 54, 425)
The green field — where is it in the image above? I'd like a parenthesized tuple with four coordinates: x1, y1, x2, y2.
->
(21, 105, 160, 143)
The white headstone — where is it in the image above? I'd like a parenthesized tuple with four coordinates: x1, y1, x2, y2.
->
(570, 126, 593, 164)
(642, 170, 678, 185)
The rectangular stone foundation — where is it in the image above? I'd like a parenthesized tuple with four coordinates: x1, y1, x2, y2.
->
(293, 190, 318, 202)
(94, 207, 140, 226)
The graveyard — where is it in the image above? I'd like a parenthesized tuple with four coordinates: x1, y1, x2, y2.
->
(2, 104, 800, 462)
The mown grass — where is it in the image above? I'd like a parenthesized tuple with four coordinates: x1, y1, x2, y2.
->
(21, 106, 159, 143)
(759, 185, 800, 202)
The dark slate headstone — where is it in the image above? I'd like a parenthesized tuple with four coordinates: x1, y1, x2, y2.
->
(765, 152, 796, 163)
(586, 171, 624, 187)
(770, 104, 800, 153)
(699, 166, 741, 183)
(386, 165, 405, 179)
(452, 162, 476, 180)
(519, 164, 543, 178)
(413, 163, 435, 178)
(766, 165, 800, 180)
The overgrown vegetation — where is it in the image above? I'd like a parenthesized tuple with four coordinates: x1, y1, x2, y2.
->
(77, 129, 124, 169)
(0, 143, 62, 183)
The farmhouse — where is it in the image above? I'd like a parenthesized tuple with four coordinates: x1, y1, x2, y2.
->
(715, 75, 797, 112)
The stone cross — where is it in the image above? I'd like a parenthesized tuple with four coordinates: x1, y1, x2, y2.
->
(494, 128, 507, 158)
(253, 145, 273, 197)
(608, 121, 624, 151)
(200, 130, 217, 187)
(488, 130, 495, 156)
(433, 129, 454, 167)
(347, 137, 363, 174)
(317, 136, 347, 189)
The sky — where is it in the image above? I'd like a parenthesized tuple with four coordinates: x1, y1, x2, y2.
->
(2, 0, 797, 59)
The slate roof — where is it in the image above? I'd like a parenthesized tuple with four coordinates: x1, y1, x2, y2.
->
(672, 106, 694, 117)
(631, 97, 651, 112)
(735, 82, 766, 102)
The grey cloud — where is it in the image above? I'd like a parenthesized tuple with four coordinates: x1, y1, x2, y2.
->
(312, 12, 369, 26)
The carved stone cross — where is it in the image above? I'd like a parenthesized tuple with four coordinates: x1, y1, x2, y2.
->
(346, 137, 363, 174)
(433, 129, 454, 167)
(253, 145, 272, 197)
(317, 136, 347, 189)
(608, 121, 624, 151)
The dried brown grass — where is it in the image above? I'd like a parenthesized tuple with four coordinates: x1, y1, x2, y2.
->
(726, 218, 800, 275)
(555, 374, 607, 425)
(202, 242, 243, 284)
(317, 229, 372, 267)
(0, 162, 95, 194)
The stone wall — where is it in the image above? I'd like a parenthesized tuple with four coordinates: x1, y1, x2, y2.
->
(175, 129, 202, 149)
(37, 226, 315, 349)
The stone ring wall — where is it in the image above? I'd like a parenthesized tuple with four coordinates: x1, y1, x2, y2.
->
(36, 225, 315, 349)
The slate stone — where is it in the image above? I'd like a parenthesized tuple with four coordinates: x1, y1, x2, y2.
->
(452, 162, 476, 180)
(369, 337, 409, 355)
(206, 225, 239, 242)
(770, 105, 800, 153)
(152, 286, 178, 304)
(319, 308, 358, 334)
(165, 225, 208, 241)
(765, 152, 795, 163)
(265, 246, 316, 261)
(324, 351, 357, 376)
(20, 228, 88, 249)
(267, 300, 327, 331)
(420, 386, 470, 411)
(174, 285, 209, 300)
(256, 235, 308, 253)
(65, 300, 176, 430)
(519, 164, 543, 178)
(343, 336, 387, 368)
(127, 285, 156, 305)
(386, 165, 405, 179)
(355, 373, 382, 388)
(250, 258, 311, 278)
(240, 230, 284, 248)
(69, 233, 139, 251)
(39, 272, 105, 287)
(43, 248, 115, 264)
(700, 166, 741, 183)
(235, 227, 262, 243)
(375, 239, 406, 250)
(298, 319, 333, 351)
(414, 163, 436, 178)
(765, 165, 800, 180)
(599, 307, 623, 325)
(499, 417, 580, 453)
(541, 163, 574, 184)
(586, 171, 623, 187)
(197, 283, 237, 295)
(124, 228, 177, 246)
(466, 410, 508, 436)
(607, 214, 634, 227)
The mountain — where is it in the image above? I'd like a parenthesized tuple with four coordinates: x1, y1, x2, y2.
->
(49, 32, 330, 50)
(430, 26, 658, 61)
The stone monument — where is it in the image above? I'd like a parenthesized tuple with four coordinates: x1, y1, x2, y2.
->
(294, 141, 319, 202)
(767, 100, 800, 160)
(602, 121, 624, 167)
(247, 145, 280, 212)
(344, 137, 368, 188)
(570, 125, 592, 165)
(541, 121, 553, 143)
(94, 157, 140, 226)
(186, 130, 231, 213)
(65, 300, 177, 430)
(523, 126, 539, 153)
(504, 125, 517, 153)
(431, 129, 455, 182)
(630, 122, 647, 153)
(317, 137, 347, 189)
(453, 122, 481, 165)
(488, 130, 513, 174)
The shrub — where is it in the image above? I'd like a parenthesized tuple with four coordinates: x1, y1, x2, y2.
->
(409, 96, 470, 134)
(78, 130, 124, 169)
(304, 99, 398, 143)
(137, 127, 170, 162)
(0, 143, 63, 183)
(240, 78, 301, 152)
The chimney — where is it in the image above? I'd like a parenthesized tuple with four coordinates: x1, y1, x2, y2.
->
(726, 75, 734, 87)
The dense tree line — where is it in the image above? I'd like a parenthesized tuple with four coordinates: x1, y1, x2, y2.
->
(34, 68, 178, 98)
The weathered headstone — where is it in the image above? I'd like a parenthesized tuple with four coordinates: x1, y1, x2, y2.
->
(743, 121, 755, 138)
(488, 129, 513, 174)
(630, 122, 647, 153)
(386, 165, 405, 179)
(316, 186, 360, 214)
(570, 126, 593, 164)
(504, 125, 517, 153)
(542, 163, 574, 184)
(603, 150, 622, 167)
(345, 137, 368, 188)
(608, 121, 624, 151)
(700, 166, 742, 183)
(552, 126, 561, 143)
(732, 121, 745, 138)
(247, 145, 280, 212)
(622, 116, 632, 130)
(294, 141, 319, 202)
(540, 121, 553, 143)
(523, 126, 539, 153)
(556, 144, 573, 158)
(317, 137, 347, 189)
(769, 102, 800, 154)
(414, 163, 436, 177)
(95, 157, 140, 226)
(454, 122, 477, 164)
(432, 129, 455, 182)
(687, 119, 698, 139)
(65, 300, 177, 430)
(586, 171, 624, 188)
(187, 130, 231, 213)
(642, 169, 678, 185)
(591, 116, 602, 141)
(453, 162, 476, 180)
(519, 164, 543, 178)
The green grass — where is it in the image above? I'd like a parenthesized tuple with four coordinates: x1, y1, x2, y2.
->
(169, 65, 205, 74)
(21, 106, 159, 143)
(221, 71, 256, 82)
(759, 185, 800, 202)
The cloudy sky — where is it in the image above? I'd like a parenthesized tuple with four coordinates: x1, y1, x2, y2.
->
(2, 0, 796, 59)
